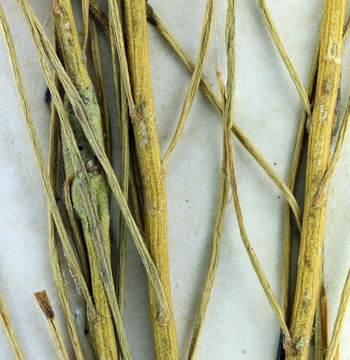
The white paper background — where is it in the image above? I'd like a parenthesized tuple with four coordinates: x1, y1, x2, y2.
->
(0, 0, 349, 359)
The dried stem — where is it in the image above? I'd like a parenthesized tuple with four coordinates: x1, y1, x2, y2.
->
(286, 1, 346, 358)
(343, 15, 350, 41)
(47, 23, 85, 360)
(116, 87, 130, 319)
(314, 295, 324, 360)
(314, 283, 329, 360)
(91, 2, 301, 235)
(34, 291, 71, 360)
(188, 6, 231, 358)
(81, 0, 89, 55)
(0, 290, 24, 360)
(146, 4, 302, 230)
(321, 284, 330, 354)
(89, 0, 109, 41)
(53, 1, 118, 357)
(282, 37, 320, 321)
(63, 173, 90, 283)
(222, 0, 290, 340)
(227, 124, 291, 341)
(90, 18, 112, 162)
(1, 0, 98, 323)
(108, 0, 130, 317)
(314, 92, 350, 205)
(122, 0, 178, 357)
(282, 9, 350, 331)
(18, 0, 170, 346)
(161, 0, 216, 171)
(257, 0, 311, 115)
(89, 0, 161, 238)
(325, 270, 350, 360)
(14, 1, 131, 357)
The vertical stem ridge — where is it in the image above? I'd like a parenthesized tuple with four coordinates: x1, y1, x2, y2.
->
(123, 0, 178, 358)
(286, 1, 346, 358)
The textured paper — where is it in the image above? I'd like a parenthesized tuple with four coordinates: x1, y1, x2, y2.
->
(0, 0, 349, 359)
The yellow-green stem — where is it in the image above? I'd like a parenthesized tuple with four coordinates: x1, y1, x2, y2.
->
(122, 0, 178, 358)
(53, 1, 118, 358)
(286, 1, 345, 358)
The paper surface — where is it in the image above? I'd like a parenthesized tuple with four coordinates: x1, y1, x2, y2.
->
(0, 0, 349, 359)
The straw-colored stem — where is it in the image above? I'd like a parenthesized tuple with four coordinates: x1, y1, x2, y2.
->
(64, 173, 90, 283)
(116, 81, 130, 318)
(315, 281, 329, 360)
(222, 2, 290, 339)
(314, 91, 350, 205)
(108, 0, 130, 317)
(90, 18, 111, 162)
(47, 25, 85, 360)
(188, 106, 229, 359)
(88, 0, 152, 237)
(282, 38, 320, 320)
(15, 2, 132, 358)
(128, 152, 145, 233)
(227, 133, 291, 341)
(343, 15, 350, 41)
(53, 1, 118, 358)
(286, 1, 346, 358)
(257, 0, 311, 116)
(122, 0, 178, 358)
(48, 137, 86, 360)
(34, 291, 71, 360)
(325, 270, 350, 360)
(315, 291, 324, 360)
(161, 0, 216, 171)
(188, 7, 231, 358)
(81, 0, 89, 55)
(20, 0, 169, 332)
(0, 290, 24, 360)
(282, 14, 350, 327)
(146, 4, 302, 230)
(89, 0, 109, 41)
(1, 0, 98, 323)
(321, 284, 330, 355)
(91, 1, 301, 233)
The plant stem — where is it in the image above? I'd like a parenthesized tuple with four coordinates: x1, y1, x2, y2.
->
(1, 0, 98, 324)
(223, 0, 290, 340)
(161, 0, 216, 172)
(314, 282, 329, 360)
(53, 1, 118, 358)
(89, 0, 109, 40)
(314, 91, 350, 205)
(257, 0, 311, 115)
(122, 0, 178, 358)
(228, 132, 291, 340)
(90, 18, 112, 162)
(108, 0, 130, 318)
(89, 2, 144, 288)
(282, 37, 320, 322)
(0, 290, 24, 360)
(188, 5, 231, 357)
(20, 0, 169, 334)
(146, 4, 302, 230)
(325, 270, 350, 360)
(286, 1, 346, 358)
(91, 0, 302, 232)
(64, 173, 90, 283)
(282, 16, 350, 347)
(81, 0, 89, 55)
(34, 291, 71, 360)
(189, 97, 229, 358)
(47, 23, 85, 360)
